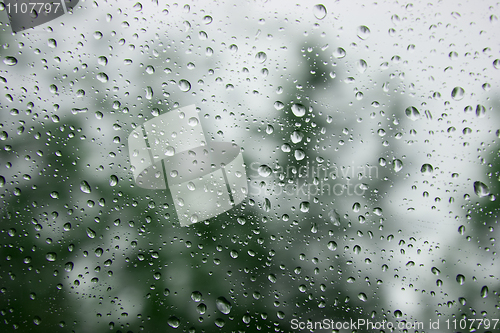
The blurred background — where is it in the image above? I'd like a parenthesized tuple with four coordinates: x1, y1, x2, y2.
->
(1, 0, 499, 332)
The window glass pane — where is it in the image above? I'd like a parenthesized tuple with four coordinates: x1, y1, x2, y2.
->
(1, 1, 499, 331)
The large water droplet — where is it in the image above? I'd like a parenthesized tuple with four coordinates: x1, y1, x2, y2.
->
(358, 292, 368, 302)
(393, 159, 403, 172)
(257, 165, 272, 177)
(46, 252, 57, 261)
(451, 86, 465, 100)
(167, 316, 180, 328)
(473, 181, 489, 197)
(3, 56, 17, 66)
(191, 291, 202, 302)
(255, 51, 267, 63)
(493, 59, 500, 69)
(357, 59, 367, 73)
(456, 274, 465, 285)
(405, 106, 420, 121)
(333, 47, 346, 59)
(420, 163, 433, 175)
(327, 241, 337, 251)
(480, 285, 488, 298)
(145, 86, 153, 99)
(475, 104, 486, 118)
(96, 72, 108, 83)
(313, 4, 327, 20)
(86, 227, 96, 239)
(80, 180, 91, 194)
(216, 297, 232, 314)
(357, 25, 371, 40)
(291, 103, 306, 117)
(328, 209, 340, 226)
(178, 79, 191, 92)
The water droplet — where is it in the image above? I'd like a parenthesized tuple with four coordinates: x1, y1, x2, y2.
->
(268, 274, 277, 283)
(458, 225, 465, 235)
(97, 56, 108, 66)
(196, 303, 206, 314)
(258, 165, 272, 177)
(313, 4, 327, 20)
(393, 159, 403, 172)
(357, 59, 367, 73)
(203, 15, 213, 24)
(253, 52, 268, 66)
(133, 2, 143, 11)
(327, 241, 337, 251)
(178, 79, 191, 92)
(80, 180, 91, 193)
(493, 59, 500, 69)
(328, 209, 340, 225)
(333, 47, 346, 59)
(451, 86, 465, 100)
(191, 291, 202, 302)
(473, 181, 489, 197)
(358, 292, 367, 302)
(394, 310, 403, 318)
(405, 106, 420, 121)
(456, 274, 465, 285)
(291, 103, 306, 117)
(216, 297, 232, 314)
(420, 163, 433, 175)
(96, 72, 108, 83)
(357, 25, 371, 39)
(229, 44, 238, 53)
(300, 202, 310, 212)
(167, 316, 180, 328)
(264, 198, 271, 212)
(294, 149, 305, 160)
(46, 252, 57, 261)
(145, 86, 153, 99)
(4, 56, 18, 66)
(145, 65, 155, 74)
(65, 262, 74, 272)
(475, 104, 486, 118)
(431, 267, 440, 275)
(480, 286, 488, 298)
(86, 227, 96, 239)
(274, 101, 284, 110)
(109, 175, 119, 186)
